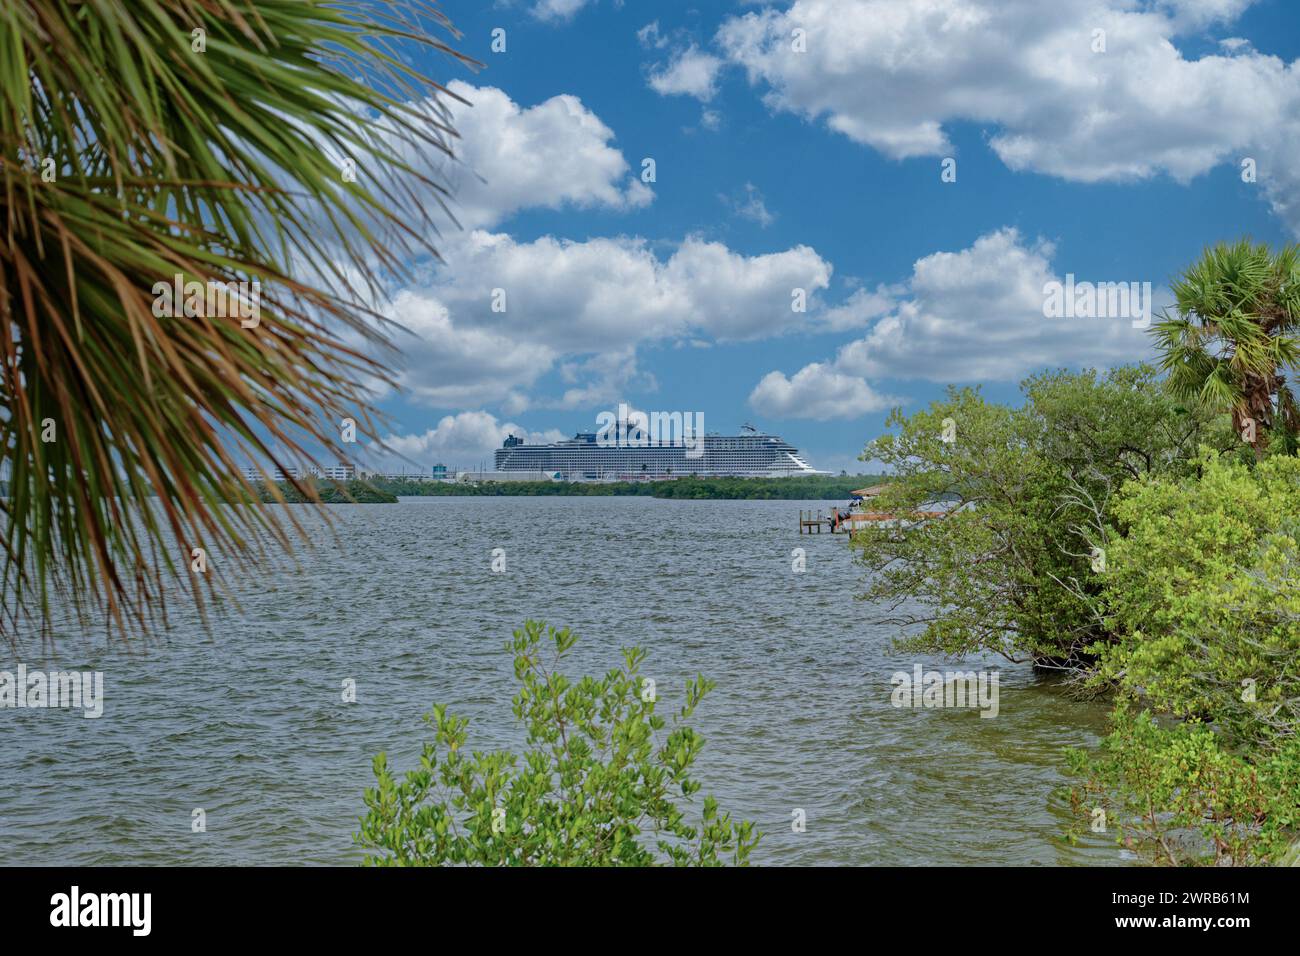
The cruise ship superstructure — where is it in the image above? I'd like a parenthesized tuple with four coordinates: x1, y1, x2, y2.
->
(494, 427, 825, 480)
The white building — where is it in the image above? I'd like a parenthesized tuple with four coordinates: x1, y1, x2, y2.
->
(243, 463, 355, 482)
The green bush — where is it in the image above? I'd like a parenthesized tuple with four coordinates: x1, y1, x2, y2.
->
(1065, 704, 1300, 866)
(356, 621, 759, 866)
(1095, 453, 1300, 739)
(854, 365, 1227, 665)
(1065, 453, 1300, 864)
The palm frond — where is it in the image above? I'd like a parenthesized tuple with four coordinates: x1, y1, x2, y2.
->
(0, 1, 477, 644)
(1151, 239, 1300, 455)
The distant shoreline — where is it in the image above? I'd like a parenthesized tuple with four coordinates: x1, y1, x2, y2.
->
(367, 475, 886, 501)
(6, 475, 887, 505)
(253, 479, 397, 504)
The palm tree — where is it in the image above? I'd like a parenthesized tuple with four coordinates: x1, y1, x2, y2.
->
(1152, 240, 1300, 459)
(0, 2, 473, 642)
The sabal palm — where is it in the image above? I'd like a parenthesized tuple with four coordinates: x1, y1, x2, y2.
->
(0, 2, 472, 642)
(1152, 240, 1300, 458)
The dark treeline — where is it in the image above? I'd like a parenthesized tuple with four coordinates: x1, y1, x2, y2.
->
(255, 479, 398, 504)
(367, 474, 884, 500)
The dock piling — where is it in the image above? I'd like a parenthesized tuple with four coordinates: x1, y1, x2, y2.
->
(798, 509, 828, 534)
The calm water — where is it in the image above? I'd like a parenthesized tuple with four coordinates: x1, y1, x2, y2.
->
(0, 497, 1121, 865)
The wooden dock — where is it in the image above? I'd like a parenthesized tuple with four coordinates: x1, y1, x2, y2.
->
(800, 506, 948, 535)
(798, 509, 831, 533)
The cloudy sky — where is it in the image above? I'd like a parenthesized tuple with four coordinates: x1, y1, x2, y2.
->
(356, 0, 1300, 474)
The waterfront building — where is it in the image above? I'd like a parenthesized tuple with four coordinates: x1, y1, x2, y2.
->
(241, 462, 355, 482)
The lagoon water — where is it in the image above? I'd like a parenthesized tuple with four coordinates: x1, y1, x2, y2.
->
(0, 497, 1120, 865)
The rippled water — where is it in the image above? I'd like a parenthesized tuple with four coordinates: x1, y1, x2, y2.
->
(0, 497, 1121, 865)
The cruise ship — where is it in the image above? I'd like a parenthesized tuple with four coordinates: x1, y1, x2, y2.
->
(494, 426, 825, 480)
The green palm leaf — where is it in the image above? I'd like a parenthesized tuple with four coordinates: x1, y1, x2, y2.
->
(1, 1, 476, 642)
(1151, 239, 1300, 458)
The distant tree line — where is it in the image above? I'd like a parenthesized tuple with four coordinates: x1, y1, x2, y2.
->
(367, 474, 884, 500)
(255, 479, 397, 504)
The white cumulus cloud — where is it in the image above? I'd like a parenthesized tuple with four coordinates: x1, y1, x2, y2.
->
(716, 0, 1300, 234)
(367, 411, 567, 472)
(386, 230, 835, 409)
(750, 363, 902, 419)
(751, 227, 1166, 419)
(648, 45, 725, 101)
(532, 0, 597, 23)
(441, 81, 651, 229)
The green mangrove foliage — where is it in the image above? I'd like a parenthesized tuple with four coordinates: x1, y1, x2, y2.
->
(1066, 703, 1300, 866)
(1066, 454, 1300, 865)
(372, 477, 655, 496)
(369, 474, 882, 499)
(648, 475, 878, 499)
(253, 480, 396, 504)
(853, 365, 1227, 665)
(855, 354, 1299, 864)
(357, 621, 759, 866)
(1097, 453, 1300, 734)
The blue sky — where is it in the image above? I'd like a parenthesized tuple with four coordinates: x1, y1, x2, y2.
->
(360, 0, 1300, 475)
